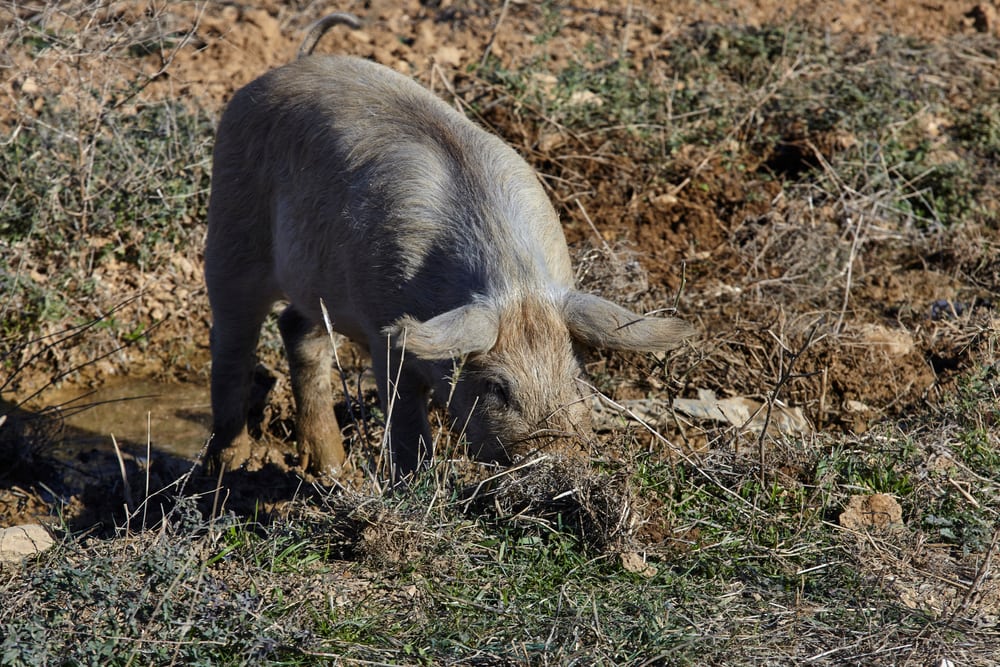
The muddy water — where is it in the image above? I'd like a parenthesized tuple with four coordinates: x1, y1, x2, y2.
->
(36, 379, 212, 461)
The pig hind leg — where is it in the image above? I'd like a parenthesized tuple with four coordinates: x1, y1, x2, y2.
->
(278, 305, 346, 475)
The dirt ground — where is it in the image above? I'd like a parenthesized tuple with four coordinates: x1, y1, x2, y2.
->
(94, 0, 1000, 118)
(1, 0, 998, 528)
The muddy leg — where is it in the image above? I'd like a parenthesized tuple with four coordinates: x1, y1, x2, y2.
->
(208, 313, 268, 471)
(278, 305, 346, 476)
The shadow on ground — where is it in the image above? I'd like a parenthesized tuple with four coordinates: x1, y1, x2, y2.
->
(0, 395, 321, 536)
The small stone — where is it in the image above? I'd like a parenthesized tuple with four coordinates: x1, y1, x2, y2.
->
(620, 551, 658, 577)
(839, 494, 903, 531)
(20, 76, 40, 96)
(568, 89, 603, 107)
(0, 524, 55, 563)
(650, 193, 679, 212)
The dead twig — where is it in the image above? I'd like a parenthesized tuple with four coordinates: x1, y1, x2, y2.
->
(756, 317, 823, 484)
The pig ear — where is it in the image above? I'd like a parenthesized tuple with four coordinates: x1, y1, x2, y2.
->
(384, 305, 499, 360)
(563, 291, 696, 352)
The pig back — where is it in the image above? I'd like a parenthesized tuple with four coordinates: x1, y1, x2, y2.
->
(211, 55, 576, 340)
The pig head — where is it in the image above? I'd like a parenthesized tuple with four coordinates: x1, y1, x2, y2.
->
(204, 54, 694, 479)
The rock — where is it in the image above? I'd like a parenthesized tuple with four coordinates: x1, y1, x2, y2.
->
(838, 494, 903, 531)
(568, 89, 603, 107)
(650, 193, 679, 212)
(858, 324, 914, 357)
(671, 389, 813, 436)
(538, 131, 566, 153)
(0, 524, 55, 563)
(620, 551, 658, 578)
(433, 45, 464, 68)
(19, 76, 40, 96)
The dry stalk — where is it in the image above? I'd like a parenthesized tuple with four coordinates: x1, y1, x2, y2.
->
(3, 296, 153, 404)
(755, 317, 822, 484)
(835, 213, 867, 334)
(574, 198, 619, 263)
(109, 433, 134, 516)
(320, 298, 362, 436)
(480, 0, 511, 68)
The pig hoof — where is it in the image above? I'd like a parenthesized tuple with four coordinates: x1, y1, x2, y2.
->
(208, 432, 253, 473)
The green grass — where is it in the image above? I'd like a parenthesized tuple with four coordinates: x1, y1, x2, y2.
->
(3, 366, 999, 664)
(0, 101, 212, 250)
(0, 100, 212, 354)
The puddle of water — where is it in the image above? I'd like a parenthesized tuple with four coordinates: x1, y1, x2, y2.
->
(32, 379, 212, 461)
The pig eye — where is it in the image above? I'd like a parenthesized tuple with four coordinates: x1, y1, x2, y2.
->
(485, 378, 512, 408)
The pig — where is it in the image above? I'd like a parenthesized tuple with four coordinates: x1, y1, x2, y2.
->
(204, 14, 695, 479)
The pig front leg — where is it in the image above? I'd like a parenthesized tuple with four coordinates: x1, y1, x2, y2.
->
(278, 305, 346, 476)
(372, 347, 434, 479)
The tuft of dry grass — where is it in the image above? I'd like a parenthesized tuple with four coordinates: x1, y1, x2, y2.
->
(459, 453, 636, 550)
